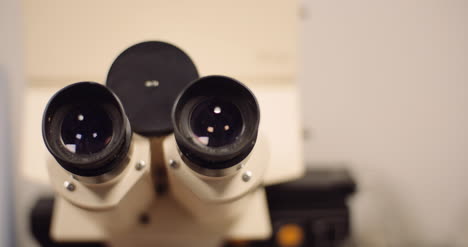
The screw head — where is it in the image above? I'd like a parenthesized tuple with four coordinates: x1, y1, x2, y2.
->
(64, 181, 75, 191)
(135, 160, 146, 171)
(139, 213, 151, 225)
(242, 171, 252, 182)
(169, 159, 179, 169)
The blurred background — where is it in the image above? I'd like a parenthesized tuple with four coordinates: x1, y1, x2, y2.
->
(1, 0, 468, 246)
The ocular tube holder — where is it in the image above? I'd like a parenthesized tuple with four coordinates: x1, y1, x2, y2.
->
(163, 134, 270, 231)
(47, 134, 154, 242)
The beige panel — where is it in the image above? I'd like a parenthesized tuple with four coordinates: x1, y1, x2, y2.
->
(23, 0, 297, 85)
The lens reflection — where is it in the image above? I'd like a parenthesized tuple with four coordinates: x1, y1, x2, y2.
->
(61, 106, 113, 154)
(190, 99, 243, 147)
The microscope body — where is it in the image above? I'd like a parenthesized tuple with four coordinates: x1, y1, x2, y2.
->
(47, 134, 153, 242)
(37, 42, 305, 247)
(47, 133, 275, 246)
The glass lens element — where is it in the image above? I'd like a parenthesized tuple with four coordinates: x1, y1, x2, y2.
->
(190, 99, 243, 147)
(61, 106, 113, 154)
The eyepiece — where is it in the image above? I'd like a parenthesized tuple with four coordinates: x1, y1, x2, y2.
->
(42, 82, 132, 177)
(172, 76, 260, 176)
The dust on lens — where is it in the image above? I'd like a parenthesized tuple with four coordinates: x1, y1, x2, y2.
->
(190, 99, 243, 147)
(60, 106, 113, 154)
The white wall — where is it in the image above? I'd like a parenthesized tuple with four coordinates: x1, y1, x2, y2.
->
(300, 0, 468, 246)
(0, 69, 13, 247)
(0, 0, 25, 246)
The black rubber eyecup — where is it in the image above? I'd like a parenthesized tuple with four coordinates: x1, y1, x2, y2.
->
(42, 82, 132, 177)
(172, 75, 260, 170)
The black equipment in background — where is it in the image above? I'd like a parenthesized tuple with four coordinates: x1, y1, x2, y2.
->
(225, 167, 357, 247)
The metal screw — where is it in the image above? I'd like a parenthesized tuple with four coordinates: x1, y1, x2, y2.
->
(135, 160, 146, 171)
(242, 171, 252, 182)
(169, 159, 179, 169)
(139, 213, 151, 225)
(64, 181, 75, 191)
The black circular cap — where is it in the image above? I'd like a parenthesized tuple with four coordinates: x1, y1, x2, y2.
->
(172, 75, 260, 170)
(42, 82, 132, 177)
(106, 41, 199, 136)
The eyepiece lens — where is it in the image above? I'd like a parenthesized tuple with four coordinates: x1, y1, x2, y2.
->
(60, 106, 113, 155)
(190, 99, 243, 147)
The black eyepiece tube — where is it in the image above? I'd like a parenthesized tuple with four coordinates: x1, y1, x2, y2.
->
(172, 75, 260, 176)
(42, 82, 132, 177)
